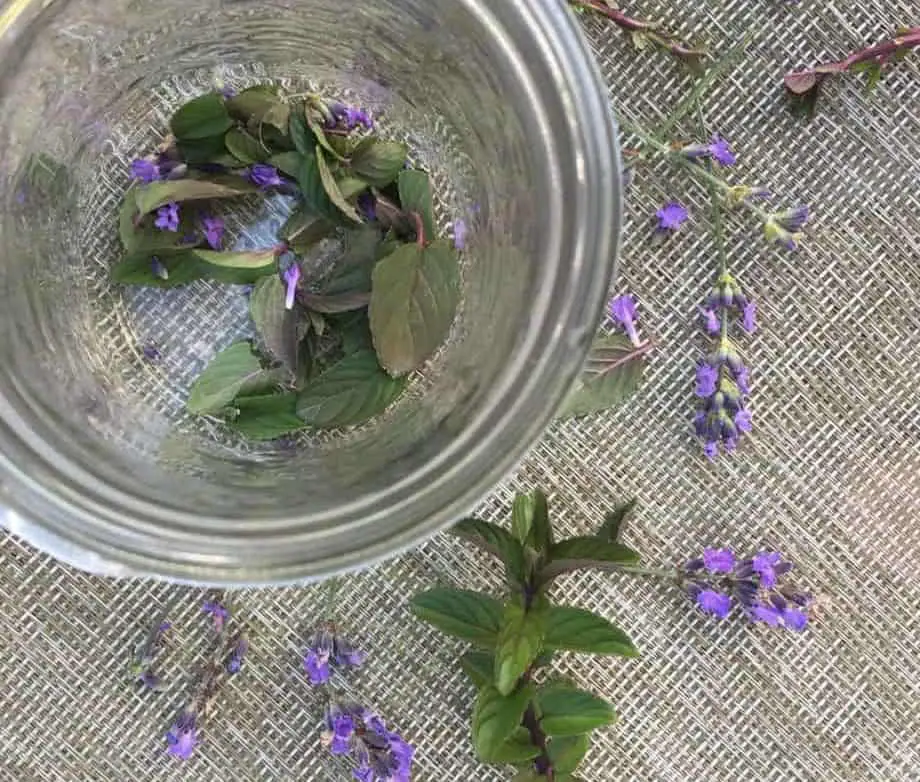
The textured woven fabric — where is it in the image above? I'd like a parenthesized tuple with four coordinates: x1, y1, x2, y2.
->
(2, 1, 920, 779)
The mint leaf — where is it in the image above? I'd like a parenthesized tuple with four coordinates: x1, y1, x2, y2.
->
(538, 681, 617, 736)
(541, 537, 640, 581)
(597, 499, 636, 543)
(316, 146, 362, 222)
(190, 248, 277, 284)
(250, 275, 299, 371)
(111, 250, 204, 288)
(460, 651, 495, 689)
(226, 84, 282, 126)
(170, 93, 234, 140)
(269, 151, 304, 179)
(512, 490, 552, 552)
(544, 605, 638, 657)
(297, 153, 334, 217)
(134, 176, 258, 217)
(397, 169, 435, 241)
(225, 127, 267, 164)
(187, 342, 263, 415)
(350, 138, 408, 188)
(494, 602, 546, 696)
(410, 588, 504, 648)
(489, 729, 542, 764)
(288, 106, 316, 157)
(296, 350, 406, 428)
(472, 684, 535, 762)
(299, 291, 371, 314)
(369, 240, 460, 375)
(228, 393, 304, 440)
(451, 518, 527, 586)
(558, 334, 646, 419)
(546, 734, 590, 776)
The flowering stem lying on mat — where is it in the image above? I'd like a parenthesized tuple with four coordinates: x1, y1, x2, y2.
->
(784, 27, 920, 116)
(567, 0, 709, 66)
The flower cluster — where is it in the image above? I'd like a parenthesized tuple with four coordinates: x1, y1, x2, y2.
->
(326, 101, 374, 132)
(683, 548, 812, 631)
(303, 621, 366, 685)
(323, 702, 414, 782)
(682, 133, 737, 167)
(166, 708, 199, 760)
(694, 272, 755, 460)
(764, 205, 810, 251)
(654, 201, 689, 237)
(608, 294, 644, 347)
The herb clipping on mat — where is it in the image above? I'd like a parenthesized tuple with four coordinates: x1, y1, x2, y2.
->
(411, 491, 817, 780)
(113, 86, 462, 442)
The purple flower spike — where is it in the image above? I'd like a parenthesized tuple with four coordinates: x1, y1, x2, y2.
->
(700, 307, 720, 335)
(695, 363, 719, 397)
(322, 703, 414, 781)
(201, 216, 225, 250)
(154, 202, 180, 232)
(304, 648, 332, 685)
(304, 622, 365, 685)
(131, 158, 160, 183)
(166, 710, 198, 760)
(703, 548, 736, 574)
(226, 635, 249, 675)
(708, 134, 737, 167)
(283, 264, 301, 311)
(248, 163, 282, 189)
(609, 294, 641, 346)
(202, 601, 229, 633)
(453, 218, 468, 250)
(696, 589, 732, 619)
(655, 201, 689, 232)
(753, 552, 783, 589)
(742, 300, 757, 334)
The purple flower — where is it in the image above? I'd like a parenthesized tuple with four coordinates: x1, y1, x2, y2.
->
(700, 307, 720, 335)
(708, 134, 736, 167)
(733, 365, 751, 395)
(154, 202, 180, 232)
(201, 216, 225, 250)
(303, 622, 365, 685)
(131, 158, 160, 183)
(304, 647, 332, 685)
(776, 205, 809, 233)
(695, 363, 718, 397)
(696, 589, 732, 619)
(226, 635, 248, 674)
(609, 294, 641, 346)
(703, 440, 719, 461)
(358, 192, 377, 221)
(735, 409, 752, 433)
(323, 703, 413, 782)
(453, 218, 468, 250)
(752, 552, 783, 589)
(655, 201, 689, 232)
(142, 342, 161, 362)
(751, 603, 782, 626)
(328, 102, 374, 131)
(742, 300, 757, 334)
(248, 163, 282, 188)
(283, 264, 301, 311)
(203, 601, 229, 633)
(703, 548, 735, 574)
(782, 607, 809, 632)
(166, 710, 198, 760)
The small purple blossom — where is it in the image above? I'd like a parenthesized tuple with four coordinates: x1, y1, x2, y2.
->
(201, 216, 225, 250)
(142, 342, 162, 362)
(742, 300, 757, 333)
(303, 622, 365, 685)
(226, 635, 249, 675)
(203, 601, 229, 633)
(752, 552, 783, 589)
(735, 409, 753, 433)
(703, 548, 736, 574)
(248, 163, 283, 189)
(751, 603, 782, 626)
(782, 607, 809, 632)
(283, 264, 301, 310)
(357, 192, 377, 221)
(776, 205, 809, 233)
(453, 218, 468, 250)
(166, 710, 198, 760)
(708, 134, 736, 167)
(655, 201, 689, 232)
(695, 363, 718, 397)
(328, 101, 374, 131)
(609, 294, 641, 346)
(700, 307, 720, 335)
(696, 589, 732, 619)
(154, 202, 180, 232)
(131, 158, 160, 183)
(322, 703, 414, 782)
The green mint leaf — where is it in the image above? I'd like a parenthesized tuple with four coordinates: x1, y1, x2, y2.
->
(369, 240, 460, 376)
(170, 93, 234, 140)
(558, 334, 646, 419)
(227, 393, 304, 440)
(177, 135, 237, 166)
(510, 772, 545, 782)
(225, 127, 267, 164)
(511, 490, 553, 552)
(134, 176, 258, 217)
(316, 146, 362, 222)
(597, 499, 636, 543)
(299, 291, 371, 314)
(261, 102, 292, 135)
(336, 175, 369, 202)
(189, 248, 277, 284)
(297, 152, 335, 218)
(187, 342, 264, 415)
(350, 138, 409, 188)
(269, 151, 303, 179)
(410, 588, 504, 648)
(226, 84, 282, 126)
(335, 310, 375, 355)
(281, 207, 336, 252)
(451, 518, 528, 587)
(459, 650, 496, 689)
(544, 605, 637, 657)
(472, 684, 535, 762)
(488, 729, 542, 764)
(313, 227, 384, 296)
(494, 602, 546, 696)
(295, 350, 406, 428)
(305, 106, 345, 161)
(541, 537, 640, 582)
(538, 682, 616, 736)
(546, 734, 590, 776)
(288, 106, 317, 157)
(397, 169, 436, 241)
(119, 190, 200, 254)
(111, 251, 205, 288)
(250, 275, 299, 371)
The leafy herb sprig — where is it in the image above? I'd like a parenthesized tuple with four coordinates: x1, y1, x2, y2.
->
(411, 491, 641, 781)
(785, 26, 920, 117)
(114, 85, 462, 441)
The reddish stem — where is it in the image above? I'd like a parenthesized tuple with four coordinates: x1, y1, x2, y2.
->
(411, 211, 426, 247)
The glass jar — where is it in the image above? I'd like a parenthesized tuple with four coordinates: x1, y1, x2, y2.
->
(0, 0, 622, 584)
